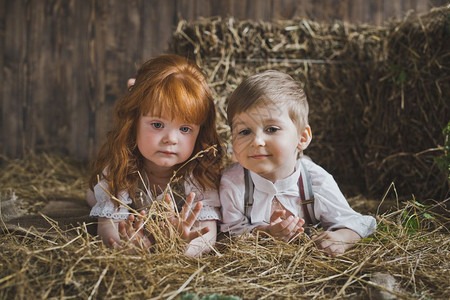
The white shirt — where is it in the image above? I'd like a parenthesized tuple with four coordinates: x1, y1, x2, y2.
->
(220, 158, 376, 237)
(90, 176, 221, 221)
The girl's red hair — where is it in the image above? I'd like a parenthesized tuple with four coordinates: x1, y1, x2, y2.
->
(89, 54, 224, 199)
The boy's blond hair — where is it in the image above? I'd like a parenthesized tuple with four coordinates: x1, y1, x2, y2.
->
(227, 70, 309, 131)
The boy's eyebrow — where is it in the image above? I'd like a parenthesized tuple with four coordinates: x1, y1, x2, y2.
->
(232, 115, 285, 127)
(232, 119, 245, 127)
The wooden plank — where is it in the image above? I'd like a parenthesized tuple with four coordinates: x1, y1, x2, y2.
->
(61, 0, 94, 160)
(0, 0, 6, 155)
(2, 0, 28, 157)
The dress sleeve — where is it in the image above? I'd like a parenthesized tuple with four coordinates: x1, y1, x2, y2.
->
(304, 159, 377, 238)
(185, 179, 221, 221)
(89, 179, 132, 220)
(219, 164, 263, 235)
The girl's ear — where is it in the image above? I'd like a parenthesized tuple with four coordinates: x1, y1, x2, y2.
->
(297, 125, 312, 151)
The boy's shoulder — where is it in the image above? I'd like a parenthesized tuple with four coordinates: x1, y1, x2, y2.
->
(221, 162, 245, 184)
(222, 162, 244, 176)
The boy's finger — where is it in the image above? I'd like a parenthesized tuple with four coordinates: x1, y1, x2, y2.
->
(270, 209, 286, 223)
(271, 216, 292, 235)
(281, 216, 297, 236)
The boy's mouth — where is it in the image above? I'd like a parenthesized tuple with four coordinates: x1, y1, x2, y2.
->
(249, 154, 270, 159)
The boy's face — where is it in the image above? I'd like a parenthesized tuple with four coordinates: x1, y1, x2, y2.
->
(231, 103, 305, 182)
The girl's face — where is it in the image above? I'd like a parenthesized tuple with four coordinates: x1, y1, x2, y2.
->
(231, 103, 303, 182)
(136, 113, 200, 171)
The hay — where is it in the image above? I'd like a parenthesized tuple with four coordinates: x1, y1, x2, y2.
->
(1, 153, 449, 299)
(1, 6, 450, 299)
(0, 152, 87, 214)
(170, 6, 450, 200)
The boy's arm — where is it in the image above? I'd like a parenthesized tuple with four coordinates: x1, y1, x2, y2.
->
(255, 210, 305, 242)
(220, 171, 254, 235)
(304, 159, 376, 238)
(312, 228, 361, 256)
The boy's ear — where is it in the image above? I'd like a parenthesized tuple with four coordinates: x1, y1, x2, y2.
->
(297, 125, 312, 151)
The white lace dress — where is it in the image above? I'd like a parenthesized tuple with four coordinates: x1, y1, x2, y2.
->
(90, 176, 221, 221)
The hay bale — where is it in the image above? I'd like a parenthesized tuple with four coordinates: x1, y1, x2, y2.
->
(170, 6, 450, 200)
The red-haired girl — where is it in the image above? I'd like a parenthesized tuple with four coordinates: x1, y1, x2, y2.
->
(87, 54, 224, 256)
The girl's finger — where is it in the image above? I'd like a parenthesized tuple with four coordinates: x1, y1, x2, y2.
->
(180, 193, 196, 221)
(186, 225, 210, 242)
(185, 202, 203, 228)
(133, 211, 146, 231)
(118, 221, 128, 239)
(109, 237, 122, 249)
(311, 232, 325, 242)
(164, 194, 175, 211)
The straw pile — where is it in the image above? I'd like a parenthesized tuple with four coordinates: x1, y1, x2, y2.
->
(170, 6, 450, 200)
(1, 153, 449, 299)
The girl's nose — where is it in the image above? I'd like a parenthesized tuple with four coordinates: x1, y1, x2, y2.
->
(162, 129, 178, 144)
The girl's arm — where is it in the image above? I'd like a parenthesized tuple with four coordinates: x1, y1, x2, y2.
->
(97, 217, 121, 246)
(185, 220, 217, 257)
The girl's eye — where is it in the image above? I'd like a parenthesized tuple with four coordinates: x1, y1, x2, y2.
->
(180, 126, 191, 133)
(238, 129, 251, 136)
(266, 127, 279, 133)
(151, 122, 163, 129)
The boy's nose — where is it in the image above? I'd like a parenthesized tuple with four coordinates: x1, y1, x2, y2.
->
(252, 133, 265, 147)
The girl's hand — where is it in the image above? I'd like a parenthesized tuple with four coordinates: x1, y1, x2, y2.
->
(165, 192, 210, 243)
(312, 228, 361, 257)
(109, 210, 154, 251)
(256, 210, 305, 242)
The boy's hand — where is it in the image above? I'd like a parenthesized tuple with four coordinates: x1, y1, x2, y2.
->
(257, 210, 305, 242)
(165, 193, 210, 243)
(312, 228, 361, 256)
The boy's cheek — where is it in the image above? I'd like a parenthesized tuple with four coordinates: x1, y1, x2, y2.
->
(231, 152, 238, 163)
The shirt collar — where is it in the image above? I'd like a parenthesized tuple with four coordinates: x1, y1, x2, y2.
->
(249, 159, 301, 196)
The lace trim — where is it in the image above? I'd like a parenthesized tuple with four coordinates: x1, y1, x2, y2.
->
(197, 205, 221, 221)
(90, 210, 130, 220)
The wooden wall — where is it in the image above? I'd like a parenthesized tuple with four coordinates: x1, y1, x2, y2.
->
(1, 0, 447, 161)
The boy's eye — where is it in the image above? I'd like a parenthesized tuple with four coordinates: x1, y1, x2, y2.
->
(151, 122, 163, 129)
(238, 129, 251, 136)
(180, 126, 191, 133)
(266, 127, 279, 133)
